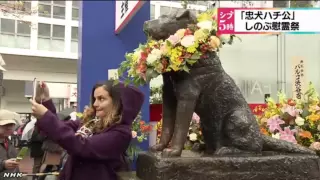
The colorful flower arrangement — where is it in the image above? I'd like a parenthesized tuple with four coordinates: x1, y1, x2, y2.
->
(257, 82, 320, 153)
(117, 9, 240, 86)
(127, 112, 152, 161)
(150, 86, 163, 104)
(156, 113, 203, 150)
(185, 113, 204, 150)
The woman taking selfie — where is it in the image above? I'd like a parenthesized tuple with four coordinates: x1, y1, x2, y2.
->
(29, 80, 144, 180)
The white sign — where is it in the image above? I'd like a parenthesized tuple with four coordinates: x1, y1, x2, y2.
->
(233, 9, 320, 33)
(68, 84, 77, 102)
(108, 69, 119, 80)
(115, 0, 145, 34)
(291, 57, 307, 99)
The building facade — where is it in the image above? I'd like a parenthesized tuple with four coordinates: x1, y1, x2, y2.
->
(0, 1, 79, 114)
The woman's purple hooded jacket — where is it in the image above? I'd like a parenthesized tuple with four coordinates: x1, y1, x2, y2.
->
(36, 83, 144, 180)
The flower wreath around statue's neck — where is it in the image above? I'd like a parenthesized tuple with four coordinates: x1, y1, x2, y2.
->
(117, 9, 240, 87)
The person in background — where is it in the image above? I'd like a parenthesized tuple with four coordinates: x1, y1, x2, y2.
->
(38, 110, 75, 180)
(29, 121, 46, 180)
(0, 109, 21, 180)
(30, 80, 144, 180)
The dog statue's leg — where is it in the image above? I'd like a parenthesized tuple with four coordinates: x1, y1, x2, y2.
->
(215, 109, 263, 155)
(162, 81, 200, 157)
(150, 73, 177, 152)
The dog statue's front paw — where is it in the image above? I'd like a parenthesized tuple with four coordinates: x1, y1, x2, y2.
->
(162, 148, 182, 157)
(149, 143, 166, 152)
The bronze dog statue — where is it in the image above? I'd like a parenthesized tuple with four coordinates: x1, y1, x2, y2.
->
(144, 10, 315, 157)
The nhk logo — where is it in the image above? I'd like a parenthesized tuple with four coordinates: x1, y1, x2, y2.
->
(3, 172, 23, 178)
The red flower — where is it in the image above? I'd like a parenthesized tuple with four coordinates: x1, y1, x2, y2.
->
(140, 52, 148, 62)
(287, 99, 296, 106)
(137, 63, 147, 74)
(184, 28, 193, 36)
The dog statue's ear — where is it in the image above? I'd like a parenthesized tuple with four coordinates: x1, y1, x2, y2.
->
(176, 10, 190, 20)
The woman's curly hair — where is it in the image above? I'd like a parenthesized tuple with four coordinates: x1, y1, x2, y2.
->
(80, 80, 123, 134)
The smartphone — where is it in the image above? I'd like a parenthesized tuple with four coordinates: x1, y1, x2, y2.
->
(16, 147, 28, 162)
(32, 78, 37, 101)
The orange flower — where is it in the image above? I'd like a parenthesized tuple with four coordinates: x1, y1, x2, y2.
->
(260, 127, 268, 135)
(299, 130, 312, 139)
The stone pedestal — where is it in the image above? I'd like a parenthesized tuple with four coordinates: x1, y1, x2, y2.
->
(117, 172, 140, 180)
(136, 151, 320, 180)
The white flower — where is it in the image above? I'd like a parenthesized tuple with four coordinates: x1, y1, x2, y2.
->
(295, 116, 305, 126)
(146, 54, 157, 65)
(146, 49, 162, 65)
(134, 50, 142, 59)
(175, 29, 186, 39)
(197, 20, 213, 31)
(189, 133, 198, 141)
(131, 131, 137, 138)
(310, 142, 320, 151)
(181, 35, 195, 48)
(151, 49, 162, 58)
(272, 133, 280, 139)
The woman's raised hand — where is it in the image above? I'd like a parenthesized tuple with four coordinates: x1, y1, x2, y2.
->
(35, 81, 50, 102)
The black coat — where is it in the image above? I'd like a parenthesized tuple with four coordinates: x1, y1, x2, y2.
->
(29, 126, 45, 158)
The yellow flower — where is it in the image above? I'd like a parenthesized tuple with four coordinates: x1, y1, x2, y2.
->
(309, 105, 320, 113)
(132, 50, 142, 63)
(307, 113, 320, 122)
(277, 91, 287, 105)
(194, 29, 209, 42)
(186, 42, 199, 54)
(169, 64, 180, 71)
(197, 12, 212, 22)
(169, 46, 183, 67)
(148, 40, 157, 47)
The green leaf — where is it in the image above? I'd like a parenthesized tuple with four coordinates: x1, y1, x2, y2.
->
(190, 53, 200, 60)
(166, 40, 173, 47)
(146, 69, 159, 82)
(183, 65, 190, 73)
(113, 79, 120, 86)
(186, 59, 198, 65)
(124, 78, 131, 86)
(125, 53, 132, 61)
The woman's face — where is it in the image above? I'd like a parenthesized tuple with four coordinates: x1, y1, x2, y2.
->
(93, 86, 114, 119)
(0, 124, 15, 137)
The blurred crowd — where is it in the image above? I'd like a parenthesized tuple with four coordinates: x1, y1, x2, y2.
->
(2, 108, 76, 180)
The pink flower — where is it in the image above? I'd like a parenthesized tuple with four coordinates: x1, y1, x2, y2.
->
(279, 127, 297, 144)
(281, 105, 301, 117)
(267, 115, 285, 133)
(167, 35, 180, 46)
(192, 113, 200, 123)
(131, 131, 137, 138)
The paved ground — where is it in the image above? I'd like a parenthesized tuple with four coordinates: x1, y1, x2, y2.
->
(19, 155, 57, 180)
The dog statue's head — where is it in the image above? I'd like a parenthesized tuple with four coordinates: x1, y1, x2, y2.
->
(143, 10, 197, 40)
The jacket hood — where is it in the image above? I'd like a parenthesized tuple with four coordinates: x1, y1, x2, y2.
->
(118, 83, 144, 125)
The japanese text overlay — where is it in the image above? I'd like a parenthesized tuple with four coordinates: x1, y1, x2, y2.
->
(218, 8, 320, 34)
